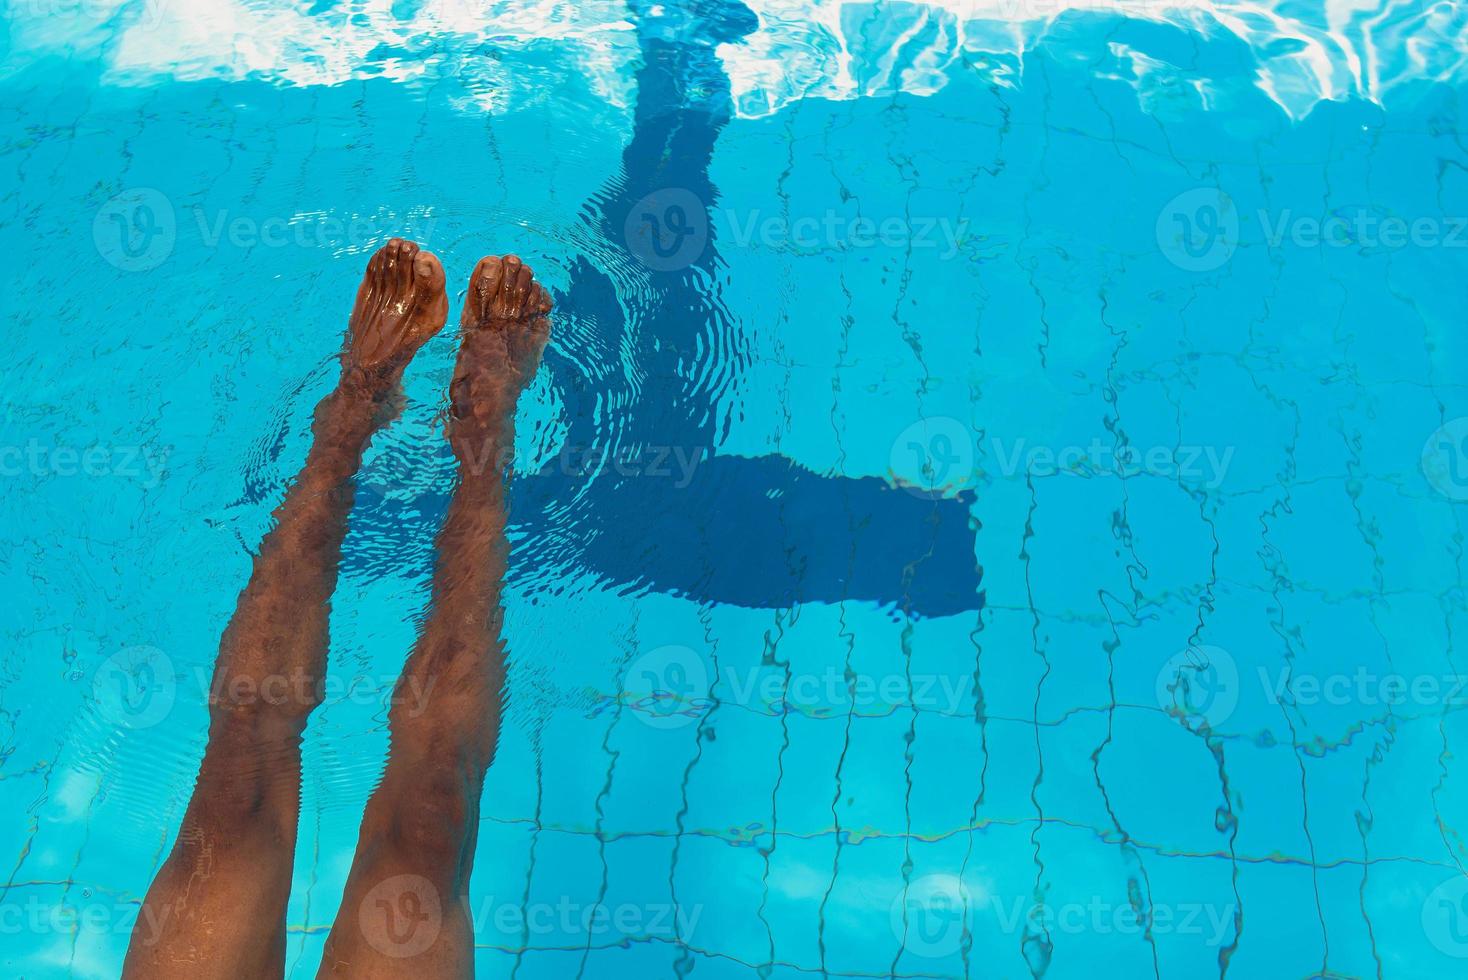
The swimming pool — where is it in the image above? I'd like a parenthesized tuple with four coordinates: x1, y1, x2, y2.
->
(3, 0, 1468, 976)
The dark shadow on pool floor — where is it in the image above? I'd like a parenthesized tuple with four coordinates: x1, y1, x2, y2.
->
(507, 0, 983, 619)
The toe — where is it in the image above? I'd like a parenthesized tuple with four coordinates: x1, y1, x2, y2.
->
(384, 238, 405, 271)
(534, 284, 554, 314)
(395, 239, 419, 292)
(407, 250, 448, 341)
(414, 249, 445, 292)
(465, 256, 503, 325)
(476, 256, 504, 301)
(511, 264, 533, 317)
(499, 255, 522, 305)
(381, 239, 403, 284)
(367, 243, 390, 291)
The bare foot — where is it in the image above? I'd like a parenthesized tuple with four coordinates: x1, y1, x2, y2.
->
(449, 254, 553, 459)
(342, 238, 449, 395)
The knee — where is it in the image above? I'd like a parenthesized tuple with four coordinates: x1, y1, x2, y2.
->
(208, 668, 321, 733)
(378, 770, 475, 867)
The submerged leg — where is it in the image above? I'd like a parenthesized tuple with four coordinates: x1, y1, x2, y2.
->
(123, 239, 449, 979)
(318, 256, 551, 979)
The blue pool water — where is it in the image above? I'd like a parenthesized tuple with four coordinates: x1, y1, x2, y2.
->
(3, 0, 1468, 977)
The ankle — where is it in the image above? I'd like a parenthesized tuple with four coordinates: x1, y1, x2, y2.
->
(336, 357, 402, 402)
(311, 384, 386, 450)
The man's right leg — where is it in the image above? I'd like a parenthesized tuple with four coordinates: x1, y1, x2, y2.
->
(123, 239, 448, 979)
